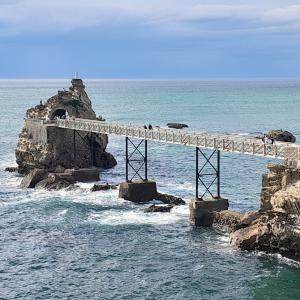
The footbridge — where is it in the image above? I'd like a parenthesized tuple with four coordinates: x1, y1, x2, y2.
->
(52, 118, 300, 200)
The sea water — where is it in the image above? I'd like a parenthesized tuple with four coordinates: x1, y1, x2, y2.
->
(0, 80, 300, 299)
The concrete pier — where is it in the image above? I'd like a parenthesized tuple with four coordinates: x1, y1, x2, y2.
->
(119, 180, 157, 203)
(65, 168, 100, 182)
(189, 198, 229, 227)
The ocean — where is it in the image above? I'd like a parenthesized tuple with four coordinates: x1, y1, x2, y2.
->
(0, 79, 300, 299)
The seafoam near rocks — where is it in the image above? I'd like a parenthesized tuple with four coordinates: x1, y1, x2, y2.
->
(16, 78, 117, 174)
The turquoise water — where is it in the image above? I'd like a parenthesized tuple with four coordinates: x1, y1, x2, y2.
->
(0, 80, 300, 299)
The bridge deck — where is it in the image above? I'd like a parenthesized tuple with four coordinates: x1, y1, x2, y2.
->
(51, 118, 300, 162)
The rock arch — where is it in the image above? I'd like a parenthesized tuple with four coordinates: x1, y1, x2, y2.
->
(50, 108, 67, 120)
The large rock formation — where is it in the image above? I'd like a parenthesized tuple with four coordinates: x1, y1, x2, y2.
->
(213, 164, 300, 261)
(16, 78, 117, 174)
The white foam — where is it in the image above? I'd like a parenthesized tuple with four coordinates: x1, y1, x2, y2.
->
(257, 251, 300, 268)
(88, 203, 189, 226)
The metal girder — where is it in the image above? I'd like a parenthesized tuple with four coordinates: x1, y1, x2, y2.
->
(196, 147, 220, 199)
(126, 137, 148, 182)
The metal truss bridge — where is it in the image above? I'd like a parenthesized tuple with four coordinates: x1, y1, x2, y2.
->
(50, 118, 300, 199)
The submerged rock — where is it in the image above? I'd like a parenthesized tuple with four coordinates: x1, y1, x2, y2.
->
(266, 130, 296, 143)
(15, 78, 117, 175)
(144, 204, 173, 213)
(154, 192, 185, 205)
(167, 123, 188, 129)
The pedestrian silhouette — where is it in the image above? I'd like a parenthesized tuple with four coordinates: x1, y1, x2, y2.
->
(143, 125, 147, 129)
(148, 124, 153, 130)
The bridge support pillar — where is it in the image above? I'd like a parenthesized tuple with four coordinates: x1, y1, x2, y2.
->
(120, 137, 155, 203)
(119, 180, 157, 203)
(189, 198, 229, 227)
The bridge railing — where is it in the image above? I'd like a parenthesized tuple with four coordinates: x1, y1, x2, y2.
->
(55, 118, 300, 162)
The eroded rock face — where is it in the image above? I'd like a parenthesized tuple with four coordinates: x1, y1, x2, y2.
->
(16, 78, 117, 174)
(225, 164, 300, 261)
(231, 212, 300, 259)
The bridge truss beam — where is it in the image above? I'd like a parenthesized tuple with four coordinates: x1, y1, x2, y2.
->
(196, 147, 220, 199)
(126, 137, 148, 182)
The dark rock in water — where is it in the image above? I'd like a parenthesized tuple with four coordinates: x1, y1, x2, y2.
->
(167, 123, 188, 129)
(266, 129, 296, 143)
(20, 169, 48, 188)
(155, 192, 185, 205)
(144, 204, 173, 213)
(90, 183, 118, 192)
(5, 167, 18, 173)
(15, 78, 117, 174)
(35, 173, 76, 190)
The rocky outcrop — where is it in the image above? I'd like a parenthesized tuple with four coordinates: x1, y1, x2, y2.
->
(167, 123, 188, 129)
(90, 183, 118, 192)
(266, 130, 296, 143)
(154, 192, 185, 205)
(16, 78, 117, 174)
(212, 163, 300, 261)
(230, 212, 300, 259)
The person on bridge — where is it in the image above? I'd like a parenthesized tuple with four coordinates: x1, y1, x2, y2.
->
(143, 125, 147, 130)
(148, 124, 153, 130)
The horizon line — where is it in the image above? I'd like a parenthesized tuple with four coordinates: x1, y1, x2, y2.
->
(1, 77, 300, 81)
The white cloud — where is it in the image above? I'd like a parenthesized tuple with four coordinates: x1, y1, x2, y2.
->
(0, 0, 300, 36)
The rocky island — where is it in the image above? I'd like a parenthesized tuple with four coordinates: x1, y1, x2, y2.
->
(15, 78, 117, 188)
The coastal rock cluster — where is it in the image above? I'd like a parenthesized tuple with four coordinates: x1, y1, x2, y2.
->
(214, 164, 300, 261)
(15, 78, 116, 175)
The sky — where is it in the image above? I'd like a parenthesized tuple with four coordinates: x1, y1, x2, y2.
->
(0, 0, 300, 79)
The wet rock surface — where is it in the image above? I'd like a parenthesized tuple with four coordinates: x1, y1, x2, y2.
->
(154, 192, 185, 205)
(90, 183, 118, 192)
